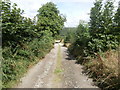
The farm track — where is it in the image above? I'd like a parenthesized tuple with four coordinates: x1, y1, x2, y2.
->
(16, 43, 99, 88)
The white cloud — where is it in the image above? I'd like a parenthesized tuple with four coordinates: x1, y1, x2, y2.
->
(10, 0, 51, 18)
(65, 12, 90, 27)
(10, 0, 120, 27)
(52, 0, 95, 3)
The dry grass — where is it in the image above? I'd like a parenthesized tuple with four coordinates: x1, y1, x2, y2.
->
(84, 50, 119, 89)
(64, 43, 71, 47)
(103, 50, 118, 76)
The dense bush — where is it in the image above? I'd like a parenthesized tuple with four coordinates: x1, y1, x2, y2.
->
(69, 0, 120, 60)
(2, 35, 53, 88)
(69, 22, 90, 58)
(2, 0, 65, 88)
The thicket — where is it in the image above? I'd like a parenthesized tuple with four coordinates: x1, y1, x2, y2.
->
(2, 0, 65, 88)
(68, 0, 120, 89)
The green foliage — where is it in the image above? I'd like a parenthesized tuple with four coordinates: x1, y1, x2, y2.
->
(2, 1, 37, 49)
(2, 0, 62, 88)
(89, 0, 119, 53)
(89, 0, 103, 35)
(2, 35, 54, 88)
(101, 0, 117, 50)
(69, 21, 90, 61)
(68, 0, 120, 89)
(37, 2, 66, 37)
(61, 27, 76, 43)
(89, 0, 104, 52)
(114, 1, 120, 42)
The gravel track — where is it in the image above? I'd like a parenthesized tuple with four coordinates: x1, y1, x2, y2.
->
(61, 46, 98, 88)
(16, 43, 99, 88)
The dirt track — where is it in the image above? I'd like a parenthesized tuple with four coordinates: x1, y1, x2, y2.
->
(16, 43, 99, 88)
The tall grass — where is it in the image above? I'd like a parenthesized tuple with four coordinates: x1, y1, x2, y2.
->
(83, 50, 119, 89)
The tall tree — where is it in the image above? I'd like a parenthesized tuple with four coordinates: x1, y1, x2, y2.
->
(102, 0, 116, 49)
(114, 1, 120, 42)
(37, 2, 66, 37)
(2, 1, 35, 48)
(89, 0, 103, 52)
(89, 0, 103, 37)
(2, 1, 12, 46)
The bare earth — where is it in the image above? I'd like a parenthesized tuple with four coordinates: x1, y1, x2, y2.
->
(16, 43, 99, 88)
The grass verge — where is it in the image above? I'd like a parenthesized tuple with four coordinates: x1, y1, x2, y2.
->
(53, 44, 63, 86)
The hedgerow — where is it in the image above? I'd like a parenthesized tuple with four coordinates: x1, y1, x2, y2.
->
(2, 0, 65, 88)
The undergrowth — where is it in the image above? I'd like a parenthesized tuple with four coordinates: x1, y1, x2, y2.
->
(83, 50, 119, 89)
(69, 47, 119, 89)
(2, 36, 54, 88)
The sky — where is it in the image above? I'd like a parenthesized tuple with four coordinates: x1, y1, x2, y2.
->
(10, 0, 119, 27)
